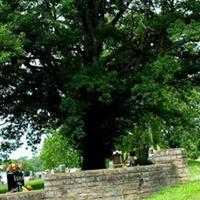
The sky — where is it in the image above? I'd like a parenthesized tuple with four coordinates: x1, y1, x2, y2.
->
(10, 145, 36, 160)
(0, 119, 46, 160)
(8, 134, 46, 160)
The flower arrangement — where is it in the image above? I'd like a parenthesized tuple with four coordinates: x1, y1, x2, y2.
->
(7, 163, 23, 173)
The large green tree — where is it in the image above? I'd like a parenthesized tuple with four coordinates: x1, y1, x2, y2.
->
(0, 0, 200, 169)
(40, 130, 80, 169)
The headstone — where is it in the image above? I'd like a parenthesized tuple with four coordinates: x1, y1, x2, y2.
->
(127, 155, 137, 167)
(108, 161, 114, 168)
(29, 170, 33, 177)
(59, 164, 66, 173)
(148, 147, 155, 158)
(6, 163, 24, 192)
(113, 150, 123, 168)
(7, 170, 24, 192)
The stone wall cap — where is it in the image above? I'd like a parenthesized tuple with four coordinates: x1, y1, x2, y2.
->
(44, 163, 171, 180)
(0, 190, 44, 197)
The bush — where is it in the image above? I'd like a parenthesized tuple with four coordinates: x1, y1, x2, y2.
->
(25, 179, 44, 190)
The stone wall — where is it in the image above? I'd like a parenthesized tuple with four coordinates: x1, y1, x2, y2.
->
(0, 148, 188, 200)
(44, 148, 188, 200)
(0, 191, 45, 200)
(150, 148, 189, 183)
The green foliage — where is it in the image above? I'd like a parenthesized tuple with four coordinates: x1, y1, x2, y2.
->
(40, 130, 80, 169)
(17, 157, 43, 176)
(117, 55, 200, 161)
(25, 179, 44, 190)
(0, 0, 200, 168)
(0, 25, 24, 63)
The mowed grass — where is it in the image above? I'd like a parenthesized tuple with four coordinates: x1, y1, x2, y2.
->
(0, 184, 7, 194)
(143, 160, 200, 200)
(143, 180, 200, 200)
(188, 160, 200, 180)
(0, 179, 44, 194)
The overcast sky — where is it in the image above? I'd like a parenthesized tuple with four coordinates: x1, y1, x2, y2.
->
(10, 143, 35, 160)
(9, 134, 45, 160)
(0, 118, 46, 160)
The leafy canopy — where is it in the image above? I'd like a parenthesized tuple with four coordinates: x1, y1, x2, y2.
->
(0, 0, 200, 167)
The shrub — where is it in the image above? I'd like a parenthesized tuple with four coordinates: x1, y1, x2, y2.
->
(25, 179, 44, 190)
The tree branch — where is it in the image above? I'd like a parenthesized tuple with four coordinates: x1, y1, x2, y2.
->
(111, 0, 133, 26)
(99, 0, 107, 19)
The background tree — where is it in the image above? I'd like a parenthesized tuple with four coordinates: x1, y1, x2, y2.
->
(40, 130, 80, 169)
(1, 156, 43, 176)
(16, 157, 44, 176)
(0, 0, 200, 169)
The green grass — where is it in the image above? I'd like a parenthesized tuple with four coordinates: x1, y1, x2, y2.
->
(144, 160, 200, 200)
(0, 184, 8, 194)
(25, 179, 44, 190)
(0, 179, 44, 194)
(143, 180, 200, 200)
(188, 160, 200, 180)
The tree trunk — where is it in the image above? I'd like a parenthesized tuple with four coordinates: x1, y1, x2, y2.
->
(82, 104, 108, 170)
(82, 132, 106, 170)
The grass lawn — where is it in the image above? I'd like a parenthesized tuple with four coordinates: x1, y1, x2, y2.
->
(0, 179, 44, 194)
(0, 184, 7, 194)
(188, 160, 200, 180)
(144, 160, 200, 200)
(143, 180, 200, 200)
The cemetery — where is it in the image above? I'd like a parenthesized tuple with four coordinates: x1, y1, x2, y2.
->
(0, 149, 189, 200)
(0, 0, 200, 199)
